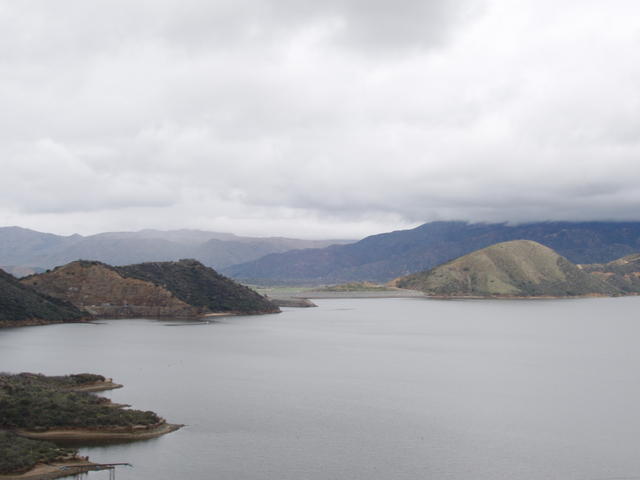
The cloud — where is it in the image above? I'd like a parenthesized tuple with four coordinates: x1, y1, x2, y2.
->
(2, 0, 640, 238)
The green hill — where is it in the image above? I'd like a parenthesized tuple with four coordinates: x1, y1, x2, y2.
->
(0, 268, 86, 327)
(397, 240, 618, 297)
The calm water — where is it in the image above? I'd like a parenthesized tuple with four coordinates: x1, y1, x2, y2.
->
(2, 297, 640, 480)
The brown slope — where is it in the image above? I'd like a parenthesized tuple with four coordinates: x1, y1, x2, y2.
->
(21, 261, 200, 318)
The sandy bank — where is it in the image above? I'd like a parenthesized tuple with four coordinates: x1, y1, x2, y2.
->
(65, 380, 123, 392)
(15, 423, 182, 442)
(0, 460, 104, 480)
(268, 297, 317, 308)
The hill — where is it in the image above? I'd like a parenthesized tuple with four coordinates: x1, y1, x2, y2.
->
(0, 226, 351, 273)
(116, 259, 279, 314)
(580, 253, 640, 293)
(0, 268, 86, 327)
(21, 259, 278, 317)
(396, 240, 619, 297)
(222, 221, 640, 285)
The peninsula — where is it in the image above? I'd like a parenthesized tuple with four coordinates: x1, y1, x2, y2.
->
(0, 373, 181, 478)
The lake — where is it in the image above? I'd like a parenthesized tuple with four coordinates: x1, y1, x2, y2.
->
(1, 297, 640, 480)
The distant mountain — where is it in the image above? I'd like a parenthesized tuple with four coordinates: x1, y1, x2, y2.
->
(22, 259, 279, 317)
(222, 221, 640, 285)
(396, 240, 618, 297)
(0, 268, 86, 327)
(0, 227, 351, 273)
(0, 266, 45, 277)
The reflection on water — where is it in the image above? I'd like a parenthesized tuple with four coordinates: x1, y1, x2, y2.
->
(2, 297, 640, 480)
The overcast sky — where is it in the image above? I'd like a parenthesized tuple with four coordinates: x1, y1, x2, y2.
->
(2, 0, 640, 239)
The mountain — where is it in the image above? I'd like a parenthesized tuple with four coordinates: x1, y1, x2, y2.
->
(396, 240, 618, 297)
(21, 259, 279, 317)
(0, 268, 86, 327)
(0, 226, 351, 273)
(222, 221, 640, 285)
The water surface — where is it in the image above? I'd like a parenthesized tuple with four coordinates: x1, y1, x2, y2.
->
(1, 297, 640, 480)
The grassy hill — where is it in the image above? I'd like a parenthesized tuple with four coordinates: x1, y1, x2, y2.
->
(396, 240, 619, 297)
(0, 268, 86, 327)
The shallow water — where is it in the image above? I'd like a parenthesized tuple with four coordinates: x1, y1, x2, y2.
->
(2, 297, 640, 480)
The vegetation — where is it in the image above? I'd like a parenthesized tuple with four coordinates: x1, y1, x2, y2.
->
(315, 282, 394, 292)
(0, 431, 77, 474)
(397, 240, 619, 297)
(0, 373, 160, 430)
(581, 253, 640, 293)
(0, 268, 86, 325)
(117, 259, 279, 313)
(7, 372, 106, 389)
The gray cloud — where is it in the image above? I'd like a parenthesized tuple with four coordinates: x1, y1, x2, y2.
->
(2, 0, 640, 238)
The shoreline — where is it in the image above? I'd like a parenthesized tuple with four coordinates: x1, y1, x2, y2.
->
(15, 423, 183, 443)
(65, 380, 123, 392)
(0, 460, 106, 480)
(420, 292, 640, 300)
(0, 319, 87, 330)
(264, 289, 640, 301)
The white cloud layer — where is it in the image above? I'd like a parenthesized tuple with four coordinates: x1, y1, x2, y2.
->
(1, 0, 640, 238)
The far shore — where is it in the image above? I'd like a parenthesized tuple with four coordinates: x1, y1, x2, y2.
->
(421, 292, 639, 300)
(258, 287, 640, 302)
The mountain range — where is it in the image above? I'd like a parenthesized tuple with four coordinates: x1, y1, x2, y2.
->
(222, 221, 640, 284)
(0, 227, 350, 273)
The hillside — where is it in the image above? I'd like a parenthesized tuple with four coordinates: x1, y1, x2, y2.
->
(116, 259, 279, 314)
(22, 259, 278, 317)
(396, 240, 619, 297)
(0, 268, 86, 327)
(580, 253, 640, 293)
(0, 226, 351, 273)
(222, 221, 640, 285)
